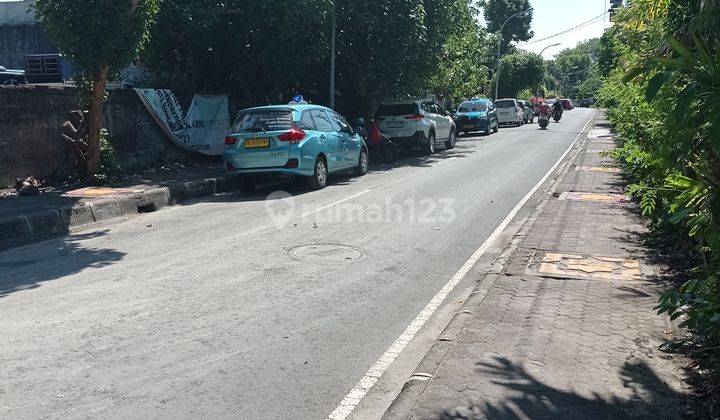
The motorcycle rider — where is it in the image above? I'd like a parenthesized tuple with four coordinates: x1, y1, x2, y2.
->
(539, 102, 551, 118)
(538, 101, 551, 129)
(552, 100, 564, 119)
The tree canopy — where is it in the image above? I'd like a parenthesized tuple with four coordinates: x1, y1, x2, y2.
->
(143, 0, 497, 115)
(549, 38, 602, 99)
(35, 0, 160, 176)
(481, 0, 533, 46)
(497, 50, 545, 98)
(35, 0, 159, 81)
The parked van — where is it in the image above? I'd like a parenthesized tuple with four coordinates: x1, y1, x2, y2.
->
(495, 99, 524, 126)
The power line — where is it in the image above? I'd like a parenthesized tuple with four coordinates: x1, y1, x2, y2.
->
(522, 11, 609, 46)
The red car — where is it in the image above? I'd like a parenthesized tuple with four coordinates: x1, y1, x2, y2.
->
(560, 99, 574, 110)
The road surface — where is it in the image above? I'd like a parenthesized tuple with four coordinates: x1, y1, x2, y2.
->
(0, 109, 595, 419)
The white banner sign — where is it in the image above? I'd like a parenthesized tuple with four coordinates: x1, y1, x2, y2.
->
(135, 89, 229, 156)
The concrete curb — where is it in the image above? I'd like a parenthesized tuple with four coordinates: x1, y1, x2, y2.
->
(0, 175, 241, 251)
(382, 111, 599, 420)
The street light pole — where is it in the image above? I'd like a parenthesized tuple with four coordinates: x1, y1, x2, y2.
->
(329, 0, 336, 109)
(539, 42, 561, 57)
(495, 8, 533, 101)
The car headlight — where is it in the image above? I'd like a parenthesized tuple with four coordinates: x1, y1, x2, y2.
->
(479, 115, 489, 121)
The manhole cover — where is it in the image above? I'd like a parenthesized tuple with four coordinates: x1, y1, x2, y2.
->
(289, 244, 369, 263)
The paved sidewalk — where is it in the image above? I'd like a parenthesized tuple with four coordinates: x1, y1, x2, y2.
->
(0, 163, 241, 250)
(384, 112, 690, 419)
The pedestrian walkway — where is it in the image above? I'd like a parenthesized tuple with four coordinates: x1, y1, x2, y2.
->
(0, 163, 237, 250)
(384, 112, 690, 419)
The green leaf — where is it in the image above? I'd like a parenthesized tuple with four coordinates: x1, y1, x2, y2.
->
(668, 36, 696, 63)
(650, 57, 685, 68)
(669, 208, 692, 224)
(622, 66, 645, 83)
(674, 84, 696, 122)
(665, 174, 695, 190)
(646, 72, 671, 102)
(710, 114, 720, 154)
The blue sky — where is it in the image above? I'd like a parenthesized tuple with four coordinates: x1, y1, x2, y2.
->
(481, 0, 612, 58)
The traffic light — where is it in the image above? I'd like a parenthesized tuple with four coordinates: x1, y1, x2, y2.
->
(609, 0, 624, 20)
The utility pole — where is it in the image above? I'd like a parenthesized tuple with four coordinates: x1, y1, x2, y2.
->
(329, 0, 336, 109)
(495, 8, 533, 100)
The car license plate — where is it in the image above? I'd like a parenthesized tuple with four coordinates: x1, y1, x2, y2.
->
(387, 121, 404, 128)
(244, 138, 270, 148)
(463, 124, 474, 129)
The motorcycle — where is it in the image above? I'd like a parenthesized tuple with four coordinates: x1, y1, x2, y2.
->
(539, 114, 550, 130)
(553, 108, 563, 123)
(357, 118, 399, 163)
(372, 133, 399, 163)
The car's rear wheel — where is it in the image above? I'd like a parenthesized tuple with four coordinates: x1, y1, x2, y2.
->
(354, 148, 369, 176)
(444, 130, 456, 149)
(307, 156, 328, 189)
(424, 131, 436, 155)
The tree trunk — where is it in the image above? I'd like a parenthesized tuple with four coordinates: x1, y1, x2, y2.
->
(85, 64, 109, 177)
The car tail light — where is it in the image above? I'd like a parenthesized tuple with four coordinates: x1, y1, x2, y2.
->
(404, 114, 424, 121)
(278, 127, 306, 143)
(225, 136, 238, 146)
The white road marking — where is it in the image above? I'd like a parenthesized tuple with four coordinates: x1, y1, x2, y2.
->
(327, 113, 596, 420)
(299, 189, 373, 218)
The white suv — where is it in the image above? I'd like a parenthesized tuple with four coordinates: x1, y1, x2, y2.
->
(376, 99, 456, 154)
(495, 98, 524, 126)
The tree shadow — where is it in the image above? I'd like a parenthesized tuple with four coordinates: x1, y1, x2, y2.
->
(436, 357, 687, 420)
(0, 229, 125, 298)
(368, 144, 476, 173)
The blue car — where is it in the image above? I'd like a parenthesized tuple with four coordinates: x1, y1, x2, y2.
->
(453, 99, 499, 136)
(224, 105, 368, 190)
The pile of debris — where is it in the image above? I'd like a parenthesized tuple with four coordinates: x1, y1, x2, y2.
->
(14, 176, 41, 197)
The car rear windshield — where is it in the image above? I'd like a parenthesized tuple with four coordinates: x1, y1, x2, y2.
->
(458, 102, 488, 112)
(494, 100, 515, 109)
(376, 103, 418, 117)
(232, 110, 293, 133)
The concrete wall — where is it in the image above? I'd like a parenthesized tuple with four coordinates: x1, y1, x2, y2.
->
(0, 1, 58, 69)
(0, 86, 201, 187)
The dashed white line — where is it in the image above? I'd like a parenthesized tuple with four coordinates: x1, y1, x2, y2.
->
(299, 189, 373, 218)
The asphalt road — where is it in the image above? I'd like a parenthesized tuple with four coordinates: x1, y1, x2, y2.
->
(0, 109, 595, 419)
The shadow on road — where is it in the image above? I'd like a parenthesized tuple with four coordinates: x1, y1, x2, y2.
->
(436, 357, 686, 420)
(368, 144, 475, 173)
(0, 230, 125, 298)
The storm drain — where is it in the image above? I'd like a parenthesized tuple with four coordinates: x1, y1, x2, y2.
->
(288, 244, 369, 263)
